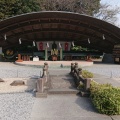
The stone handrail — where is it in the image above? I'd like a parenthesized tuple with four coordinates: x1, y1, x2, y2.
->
(70, 62, 91, 95)
(36, 62, 49, 98)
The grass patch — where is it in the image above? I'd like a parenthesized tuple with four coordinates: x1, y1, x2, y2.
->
(82, 70, 93, 78)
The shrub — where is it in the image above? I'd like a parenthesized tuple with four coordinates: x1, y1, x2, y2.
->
(82, 70, 93, 78)
(90, 81, 120, 115)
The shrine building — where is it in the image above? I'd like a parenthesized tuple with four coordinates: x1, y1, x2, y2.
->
(0, 11, 120, 63)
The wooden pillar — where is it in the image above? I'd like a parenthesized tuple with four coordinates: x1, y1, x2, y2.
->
(45, 47, 48, 61)
(16, 54, 23, 62)
(60, 48, 63, 60)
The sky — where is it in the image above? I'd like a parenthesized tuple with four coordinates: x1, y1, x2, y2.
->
(101, 0, 120, 27)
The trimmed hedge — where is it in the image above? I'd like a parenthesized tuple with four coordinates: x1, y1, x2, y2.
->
(82, 70, 93, 78)
(90, 81, 120, 115)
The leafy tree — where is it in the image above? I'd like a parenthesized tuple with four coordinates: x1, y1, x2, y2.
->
(0, 0, 17, 19)
(15, 0, 40, 14)
(0, 0, 40, 20)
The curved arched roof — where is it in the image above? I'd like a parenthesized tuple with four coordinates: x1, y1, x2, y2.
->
(0, 11, 120, 53)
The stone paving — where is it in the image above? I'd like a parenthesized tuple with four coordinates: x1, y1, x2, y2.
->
(30, 95, 112, 120)
(50, 74, 75, 89)
(49, 74, 79, 94)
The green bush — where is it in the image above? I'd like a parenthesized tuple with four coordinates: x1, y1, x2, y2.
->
(82, 70, 93, 78)
(90, 81, 120, 115)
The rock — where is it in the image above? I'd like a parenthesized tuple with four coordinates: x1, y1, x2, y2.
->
(102, 53, 114, 63)
(0, 78, 4, 82)
(10, 80, 25, 86)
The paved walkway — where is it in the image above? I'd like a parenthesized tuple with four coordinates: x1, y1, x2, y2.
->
(48, 74, 79, 94)
(30, 69, 120, 120)
(30, 95, 112, 120)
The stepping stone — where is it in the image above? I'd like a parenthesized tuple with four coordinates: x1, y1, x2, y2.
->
(10, 80, 25, 86)
(0, 78, 4, 82)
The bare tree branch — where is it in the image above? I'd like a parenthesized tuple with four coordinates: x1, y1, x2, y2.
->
(37, 0, 100, 16)
(94, 3, 120, 25)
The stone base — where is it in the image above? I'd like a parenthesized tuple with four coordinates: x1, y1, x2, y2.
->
(80, 91, 90, 97)
(16, 60, 23, 62)
(36, 92, 47, 98)
(87, 59, 93, 62)
(48, 88, 79, 95)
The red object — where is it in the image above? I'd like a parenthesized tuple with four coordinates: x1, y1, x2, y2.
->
(39, 42, 43, 50)
(65, 42, 68, 51)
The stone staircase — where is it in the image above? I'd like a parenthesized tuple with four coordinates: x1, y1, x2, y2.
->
(48, 74, 79, 95)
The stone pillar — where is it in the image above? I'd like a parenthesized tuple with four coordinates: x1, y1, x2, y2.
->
(74, 62, 78, 73)
(43, 68, 47, 76)
(44, 62, 48, 69)
(44, 62, 48, 74)
(42, 67, 47, 83)
(78, 68, 82, 76)
(70, 63, 74, 74)
(75, 62, 78, 69)
(84, 78, 91, 91)
(37, 78, 44, 93)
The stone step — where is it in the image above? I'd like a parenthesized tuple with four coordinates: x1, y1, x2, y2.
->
(48, 88, 79, 95)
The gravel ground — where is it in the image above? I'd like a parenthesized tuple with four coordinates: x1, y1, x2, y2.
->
(1, 62, 120, 78)
(0, 62, 42, 78)
(0, 92, 35, 120)
(83, 64, 120, 78)
(0, 63, 39, 120)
